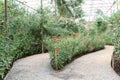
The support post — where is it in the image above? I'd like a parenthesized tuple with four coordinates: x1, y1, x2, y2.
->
(4, 0, 8, 43)
(40, 0, 44, 53)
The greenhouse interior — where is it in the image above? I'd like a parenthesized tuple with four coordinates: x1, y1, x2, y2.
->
(0, 0, 120, 80)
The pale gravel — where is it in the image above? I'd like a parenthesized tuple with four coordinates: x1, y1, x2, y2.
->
(4, 46, 120, 80)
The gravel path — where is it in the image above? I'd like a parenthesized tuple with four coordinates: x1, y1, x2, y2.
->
(5, 46, 120, 80)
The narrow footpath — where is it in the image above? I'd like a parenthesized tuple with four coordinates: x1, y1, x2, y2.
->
(5, 46, 120, 80)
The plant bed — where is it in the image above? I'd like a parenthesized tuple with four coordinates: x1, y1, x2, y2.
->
(45, 35, 105, 70)
(111, 52, 120, 76)
(112, 23, 120, 76)
(0, 38, 43, 79)
(51, 43, 104, 70)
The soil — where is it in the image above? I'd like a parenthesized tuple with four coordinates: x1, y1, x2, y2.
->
(0, 77, 3, 80)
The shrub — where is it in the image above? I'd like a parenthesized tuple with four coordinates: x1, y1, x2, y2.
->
(0, 13, 43, 79)
(44, 18, 80, 37)
(0, 35, 17, 78)
(44, 26, 70, 36)
(45, 37, 86, 70)
(114, 27, 120, 58)
(66, 19, 79, 32)
(109, 10, 120, 26)
(101, 30, 114, 45)
(94, 17, 108, 33)
(93, 16, 114, 45)
(0, 33, 41, 78)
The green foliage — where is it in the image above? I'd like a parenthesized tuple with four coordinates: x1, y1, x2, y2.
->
(93, 14, 114, 45)
(66, 19, 79, 32)
(0, 35, 17, 78)
(44, 26, 70, 36)
(101, 27, 114, 45)
(8, 12, 43, 54)
(94, 17, 108, 33)
(0, 1, 4, 17)
(112, 11, 120, 59)
(114, 27, 120, 58)
(45, 34, 105, 70)
(109, 10, 120, 26)
(44, 18, 80, 36)
(0, 3, 43, 78)
(67, 0, 84, 18)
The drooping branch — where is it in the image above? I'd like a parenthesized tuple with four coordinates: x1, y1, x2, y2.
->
(62, 0, 73, 17)
(51, 0, 83, 18)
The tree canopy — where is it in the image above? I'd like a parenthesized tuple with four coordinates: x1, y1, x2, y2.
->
(51, 0, 83, 18)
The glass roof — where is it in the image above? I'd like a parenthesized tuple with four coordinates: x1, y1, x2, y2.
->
(17, 0, 120, 21)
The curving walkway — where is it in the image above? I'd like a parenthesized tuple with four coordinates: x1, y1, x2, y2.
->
(5, 46, 120, 80)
